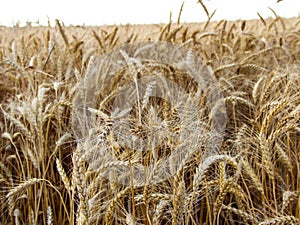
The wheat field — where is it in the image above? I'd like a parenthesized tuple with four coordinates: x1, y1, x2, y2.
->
(0, 10, 299, 225)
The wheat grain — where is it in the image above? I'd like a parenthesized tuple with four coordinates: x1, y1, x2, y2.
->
(56, 132, 72, 147)
(1, 106, 31, 139)
(153, 200, 169, 225)
(259, 215, 300, 225)
(219, 20, 227, 55)
(56, 19, 69, 47)
(241, 159, 264, 196)
(222, 204, 258, 223)
(47, 205, 53, 225)
(14, 208, 21, 225)
(253, 75, 267, 104)
(282, 191, 298, 213)
(56, 158, 71, 192)
(177, 2, 184, 25)
(260, 99, 287, 135)
(224, 95, 255, 109)
(257, 13, 267, 26)
(126, 213, 136, 225)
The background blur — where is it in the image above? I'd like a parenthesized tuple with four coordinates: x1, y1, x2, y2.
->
(1, 0, 299, 26)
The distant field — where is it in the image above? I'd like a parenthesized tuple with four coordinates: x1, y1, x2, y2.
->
(0, 15, 299, 225)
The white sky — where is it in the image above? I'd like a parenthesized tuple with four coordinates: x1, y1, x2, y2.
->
(0, 0, 299, 26)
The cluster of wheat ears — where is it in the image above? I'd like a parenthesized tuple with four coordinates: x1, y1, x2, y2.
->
(0, 5, 300, 225)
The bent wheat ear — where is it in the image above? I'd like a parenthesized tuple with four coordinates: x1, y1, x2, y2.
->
(259, 215, 300, 225)
(1, 106, 31, 138)
(7, 178, 42, 215)
(222, 204, 258, 224)
(56, 132, 72, 147)
(153, 200, 170, 224)
(253, 75, 267, 104)
(193, 155, 238, 190)
(241, 159, 264, 196)
(281, 191, 298, 213)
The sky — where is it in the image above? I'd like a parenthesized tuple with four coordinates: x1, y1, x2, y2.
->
(0, 0, 299, 26)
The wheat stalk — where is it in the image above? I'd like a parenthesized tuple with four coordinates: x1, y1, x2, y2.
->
(172, 178, 185, 225)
